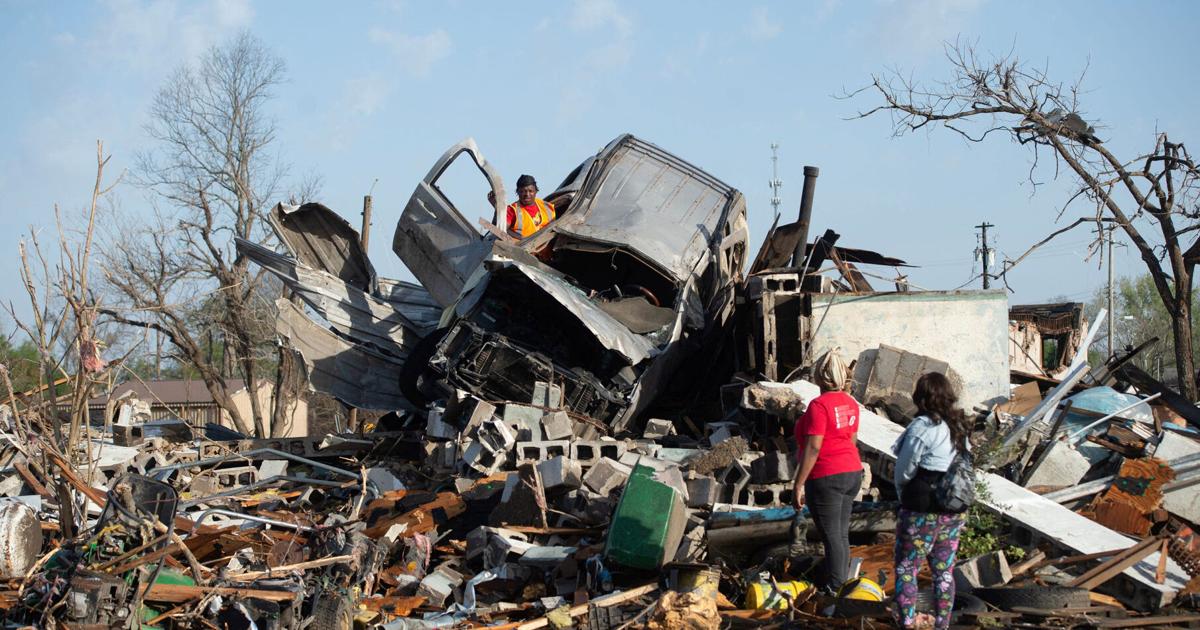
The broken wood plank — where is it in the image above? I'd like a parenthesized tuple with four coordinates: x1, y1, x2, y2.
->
(143, 583, 299, 603)
(363, 492, 466, 539)
(1069, 536, 1164, 590)
(507, 583, 657, 630)
(225, 555, 352, 582)
(1156, 539, 1169, 584)
(1091, 613, 1200, 628)
(1008, 549, 1046, 578)
(360, 595, 426, 617)
(12, 461, 52, 499)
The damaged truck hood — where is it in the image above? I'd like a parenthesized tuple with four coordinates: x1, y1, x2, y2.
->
(455, 256, 662, 365)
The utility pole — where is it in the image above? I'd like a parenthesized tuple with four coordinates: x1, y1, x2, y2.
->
(974, 222, 995, 289)
(1106, 224, 1115, 356)
(348, 192, 374, 433)
(769, 143, 782, 219)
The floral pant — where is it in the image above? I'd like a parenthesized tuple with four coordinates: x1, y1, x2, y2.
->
(893, 508, 965, 629)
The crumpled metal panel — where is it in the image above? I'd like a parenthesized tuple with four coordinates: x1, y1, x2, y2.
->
(275, 300, 412, 411)
(505, 259, 658, 365)
(237, 239, 440, 353)
(271, 202, 377, 293)
(548, 135, 734, 282)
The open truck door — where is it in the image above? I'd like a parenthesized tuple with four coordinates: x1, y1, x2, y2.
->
(392, 138, 505, 306)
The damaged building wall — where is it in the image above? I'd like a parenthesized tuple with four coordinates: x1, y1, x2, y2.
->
(1009, 302, 1087, 379)
(809, 290, 1010, 409)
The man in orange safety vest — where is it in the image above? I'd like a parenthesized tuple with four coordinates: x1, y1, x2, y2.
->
(505, 174, 556, 239)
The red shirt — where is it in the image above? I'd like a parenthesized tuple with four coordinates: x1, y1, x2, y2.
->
(506, 203, 541, 230)
(794, 391, 862, 479)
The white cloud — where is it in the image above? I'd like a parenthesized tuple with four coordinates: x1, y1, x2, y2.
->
(745, 6, 782, 42)
(78, 0, 255, 72)
(368, 27, 453, 78)
(52, 32, 77, 46)
(569, 0, 635, 72)
(570, 0, 632, 38)
(871, 0, 986, 58)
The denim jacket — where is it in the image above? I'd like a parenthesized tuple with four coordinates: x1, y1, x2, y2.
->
(891, 414, 957, 497)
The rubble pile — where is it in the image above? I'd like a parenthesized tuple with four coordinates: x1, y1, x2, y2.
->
(2, 134, 1199, 628)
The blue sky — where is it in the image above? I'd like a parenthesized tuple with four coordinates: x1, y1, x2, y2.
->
(1, 0, 1198, 330)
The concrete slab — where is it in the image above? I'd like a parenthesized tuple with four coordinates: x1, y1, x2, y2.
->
(1023, 440, 1092, 489)
(1156, 431, 1200, 523)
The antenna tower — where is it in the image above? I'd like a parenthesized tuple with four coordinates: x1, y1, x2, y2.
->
(769, 143, 782, 218)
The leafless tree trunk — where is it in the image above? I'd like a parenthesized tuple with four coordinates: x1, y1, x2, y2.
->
(3, 142, 122, 460)
(99, 32, 309, 437)
(849, 40, 1199, 399)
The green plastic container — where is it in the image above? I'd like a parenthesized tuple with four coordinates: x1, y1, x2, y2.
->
(605, 464, 687, 570)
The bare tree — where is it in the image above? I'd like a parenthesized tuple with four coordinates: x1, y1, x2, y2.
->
(850, 40, 1200, 399)
(3, 142, 123, 459)
(100, 32, 305, 437)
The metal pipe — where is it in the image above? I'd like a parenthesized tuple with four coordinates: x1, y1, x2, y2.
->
(150, 447, 360, 480)
(189, 508, 314, 533)
(790, 166, 820, 267)
(1066, 392, 1162, 445)
(179, 475, 347, 508)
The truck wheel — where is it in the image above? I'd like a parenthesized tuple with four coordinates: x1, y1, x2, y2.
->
(310, 593, 354, 630)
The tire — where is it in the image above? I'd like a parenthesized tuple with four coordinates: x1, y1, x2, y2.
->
(310, 593, 354, 630)
(398, 327, 449, 406)
(972, 585, 1090, 611)
(915, 590, 987, 614)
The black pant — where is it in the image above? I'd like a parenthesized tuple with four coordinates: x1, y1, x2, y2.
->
(806, 469, 863, 591)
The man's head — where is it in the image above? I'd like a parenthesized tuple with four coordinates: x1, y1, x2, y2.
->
(516, 174, 537, 206)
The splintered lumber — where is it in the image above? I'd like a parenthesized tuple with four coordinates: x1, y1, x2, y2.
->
(143, 583, 299, 603)
(1092, 614, 1200, 628)
(363, 492, 465, 539)
(1069, 536, 1164, 590)
(361, 595, 426, 617)
(225, 555, 352, 581)
(494, 583, 657, 630)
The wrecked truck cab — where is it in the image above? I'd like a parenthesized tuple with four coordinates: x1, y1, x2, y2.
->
(395, 134, 748, 431)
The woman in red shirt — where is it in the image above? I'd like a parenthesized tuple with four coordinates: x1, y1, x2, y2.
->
(792, 349, 863, 593)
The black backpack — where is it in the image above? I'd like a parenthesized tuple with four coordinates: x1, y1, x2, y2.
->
(933, 448, 976, 513)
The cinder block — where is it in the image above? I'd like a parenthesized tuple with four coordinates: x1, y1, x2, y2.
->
(537, 455, 583, 491)
(515, 440, 571, 464)
(460, 398, 497, 433)
(717, 460, 750, 503)
(494, 463, 547, 528)
(541, 411, 573, 441)
(462, 440, 503, 475)
(685, 475, 721, 508)
(750, 451, 795, 484)
(954, 550, 1012, 591)
(737, 483, 792, 508)
(558, 488, 617, 525)
(416, 566, 464, 607)
(532, 381, 563, 409)
(643, 418, 675, 440)
(572, 440, 627, 467)
(582, 458, 632, 496)
(477, 418, 517, 454)
(426, 406, 458, 440)
(426, 441, 458, 473)
(706, 421, 742, 446)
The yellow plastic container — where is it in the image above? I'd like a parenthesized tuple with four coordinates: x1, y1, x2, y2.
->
(744, 579, 813, 609)
(839, 577, 886, 602)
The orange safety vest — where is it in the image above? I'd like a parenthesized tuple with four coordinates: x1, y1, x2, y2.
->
(507, 198, 556, 238)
